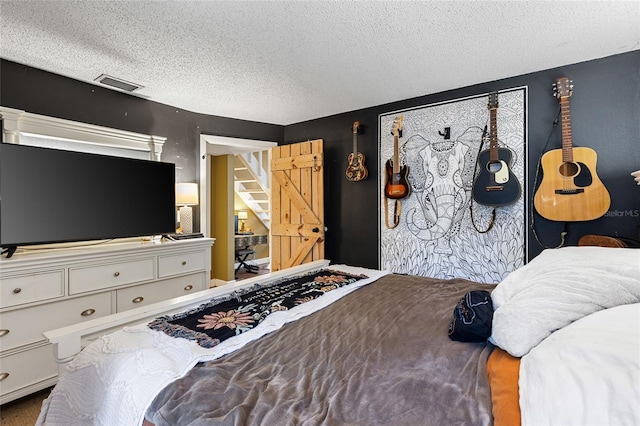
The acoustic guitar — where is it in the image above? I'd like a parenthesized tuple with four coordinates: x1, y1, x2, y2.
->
(533, 77, 610, 221)
(384, 116, 410, 199)
(346, 121, 368, 181)
(472, 92, 521, 206)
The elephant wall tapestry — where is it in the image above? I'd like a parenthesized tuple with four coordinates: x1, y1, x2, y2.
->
(378, 87, 527, 283)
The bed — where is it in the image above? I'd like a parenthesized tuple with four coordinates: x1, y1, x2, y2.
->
(36, 247, 640, 426)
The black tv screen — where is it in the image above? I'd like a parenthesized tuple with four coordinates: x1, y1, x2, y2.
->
(0, 142, 176, 255)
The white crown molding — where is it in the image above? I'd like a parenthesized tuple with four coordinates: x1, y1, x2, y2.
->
(0, 106, 166, 160)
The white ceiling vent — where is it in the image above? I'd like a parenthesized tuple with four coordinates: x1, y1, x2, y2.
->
(94, 74, 143, 92)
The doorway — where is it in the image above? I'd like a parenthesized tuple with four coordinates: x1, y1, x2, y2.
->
(199, 135, 277, 284)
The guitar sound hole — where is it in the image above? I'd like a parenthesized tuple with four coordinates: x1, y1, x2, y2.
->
(487, 162, 502, 173)
(559, 162, 579, 178)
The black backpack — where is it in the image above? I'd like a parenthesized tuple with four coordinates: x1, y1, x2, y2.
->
(448, 290, 494, 342)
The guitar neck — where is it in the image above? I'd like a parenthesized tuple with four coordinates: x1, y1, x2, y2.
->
(352, 131, 358, 162)
(393, 135, 400, 173)
(489, 107, 499, 162)
(559, 96, 574, 163)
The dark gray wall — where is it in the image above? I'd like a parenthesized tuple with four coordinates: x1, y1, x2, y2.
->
(285, 51, 640, 266)
(0, 59, 284, 230)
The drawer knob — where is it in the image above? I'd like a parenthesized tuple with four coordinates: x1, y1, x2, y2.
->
(0, 329, 9, 337)
(81, 308, 96, 317)
(12, 288, 21, 294)
(181, 261, 187, 266)
(132, 296, 144, 304)
(114, 272, 120, 277)
(0, 373, 9, 381)
(184, 285, 193, 291)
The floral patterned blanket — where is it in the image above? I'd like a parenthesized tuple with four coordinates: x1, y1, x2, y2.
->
(149, 269, 368, 348)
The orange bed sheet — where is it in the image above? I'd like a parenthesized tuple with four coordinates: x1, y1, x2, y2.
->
(487, 347, 521, 426)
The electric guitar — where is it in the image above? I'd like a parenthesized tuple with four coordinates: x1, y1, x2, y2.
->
(472, 92, 521, 206)
(346, 121, 368, 181)
(384, 116, 410, 199)
(533, 77, 610, 221)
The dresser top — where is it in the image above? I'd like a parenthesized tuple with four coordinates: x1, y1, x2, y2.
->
(0, 237, 215, 271)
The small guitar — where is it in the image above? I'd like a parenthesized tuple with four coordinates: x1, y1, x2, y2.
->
(346, 121, 368, 181)
(533, 77, 610, 221)
(472, 92, 521, 206)
(384, 116, 410, 199)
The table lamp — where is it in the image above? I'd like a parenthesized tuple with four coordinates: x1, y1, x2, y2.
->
(238, 210, 248, 233)
(176, 183, 198, 234)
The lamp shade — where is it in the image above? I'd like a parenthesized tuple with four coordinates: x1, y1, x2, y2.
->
(175, 183, 199, 205)
(237, 210, 248, 220)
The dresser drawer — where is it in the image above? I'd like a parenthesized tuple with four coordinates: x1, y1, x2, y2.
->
(69, 258, 155, 295)
(158, 250, 206, 278)
(0, 293, 112, 352)
(0, 271, 64, 309)
(0, 344, 58, 396)
(116, 273, 205, 312)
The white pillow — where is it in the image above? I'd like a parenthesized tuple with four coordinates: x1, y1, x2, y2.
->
(489, 246, 640, 357)
(519, 303, 640, 425)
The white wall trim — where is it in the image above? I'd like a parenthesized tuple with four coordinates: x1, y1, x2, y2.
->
(198, 134, 277, 237)
(201, 134, 277, 156)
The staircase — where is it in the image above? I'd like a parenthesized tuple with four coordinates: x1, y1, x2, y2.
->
(234, 150, 270, 229)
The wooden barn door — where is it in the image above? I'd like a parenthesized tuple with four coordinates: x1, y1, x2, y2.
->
(270, 140, 324, 271)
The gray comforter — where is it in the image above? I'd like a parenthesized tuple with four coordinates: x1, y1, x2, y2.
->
(146, 274, 495, 426)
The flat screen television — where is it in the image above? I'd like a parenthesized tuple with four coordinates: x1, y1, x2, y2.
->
(0, 142, 176, 258)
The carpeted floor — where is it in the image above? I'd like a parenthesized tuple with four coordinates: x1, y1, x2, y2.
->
(2, 265, 270, 424)
(0, 387, 51, 426)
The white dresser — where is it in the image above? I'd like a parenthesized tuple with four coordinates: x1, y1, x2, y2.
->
(0, 237, 214, 404)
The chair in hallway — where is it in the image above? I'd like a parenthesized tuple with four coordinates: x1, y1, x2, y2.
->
(235, 248, 259, 278)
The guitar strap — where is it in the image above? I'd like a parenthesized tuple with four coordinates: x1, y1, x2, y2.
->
(470, 205, 496, 234)
(531, 108, 568, 249)
(384, 197, 402, 229)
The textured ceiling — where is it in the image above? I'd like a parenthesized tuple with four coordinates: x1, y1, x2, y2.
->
(1, 1, 639, 125)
